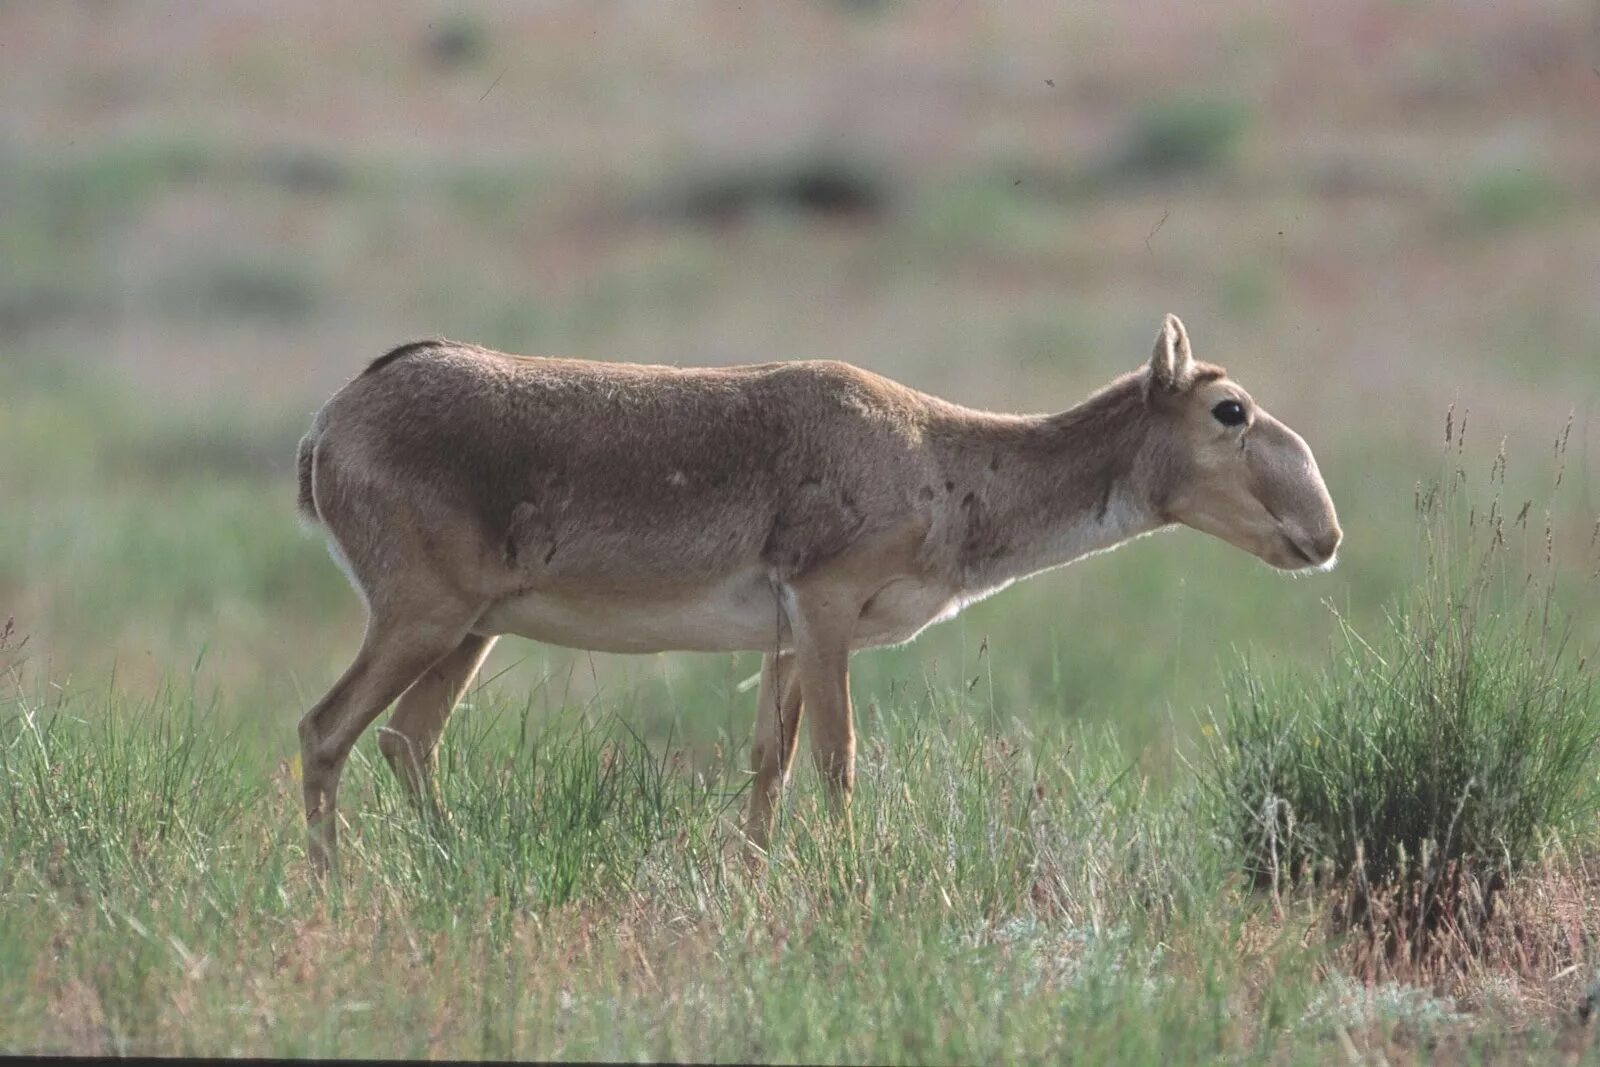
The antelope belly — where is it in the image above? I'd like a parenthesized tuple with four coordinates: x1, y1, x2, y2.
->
(475, 568, 786, 654)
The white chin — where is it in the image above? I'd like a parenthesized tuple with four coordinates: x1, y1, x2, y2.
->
(1284, 551, 1337, 575)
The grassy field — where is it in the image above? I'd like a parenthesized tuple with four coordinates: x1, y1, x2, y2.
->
(5, 492, 1600, 1062)
(5, 2, 1600, 1062)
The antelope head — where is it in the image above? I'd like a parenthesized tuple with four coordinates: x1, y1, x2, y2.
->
(1141, 314, 1342, 571)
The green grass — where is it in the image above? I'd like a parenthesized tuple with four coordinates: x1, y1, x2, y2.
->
(0, 673, 1304, 1061)
(1093, 96, 1251, 187)
(1457, 165, 1568, 232)
(1202, 581, 1600, 895)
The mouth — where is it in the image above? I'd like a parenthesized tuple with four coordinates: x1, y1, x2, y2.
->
(1278, 532, 1337, 572)
(1282, 534, 1315, 567)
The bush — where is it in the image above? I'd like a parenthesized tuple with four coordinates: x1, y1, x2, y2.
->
(1112, 97, 1250, 181)
(1200, 418, 1600, 957)
(423, 14, 489, 69)
(1457, 165, 1566, 231)
(661, 155, 890, 226)
(157, 254, 320, 321)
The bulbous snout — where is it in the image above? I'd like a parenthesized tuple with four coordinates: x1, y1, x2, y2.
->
(1278, 516, 1342, 571)
(1242, 417, 1342, 572)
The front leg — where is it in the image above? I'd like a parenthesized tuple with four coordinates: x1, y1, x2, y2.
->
(781, 517, 928, 834)
(800, 642, 854, 814)
(787, 584, 859, 819)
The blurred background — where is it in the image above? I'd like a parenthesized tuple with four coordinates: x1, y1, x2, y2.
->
(4, 0, 1599, 761)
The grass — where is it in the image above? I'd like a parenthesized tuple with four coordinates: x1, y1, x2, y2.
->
(156, 253, 323, 322)
(0, 692, 1583, 1061)
(1204, 581, 1600, 890)
(1115, 96, 1251, 180)
(1457, 165, 1568, 232)
(0, 665, 1317, 1062)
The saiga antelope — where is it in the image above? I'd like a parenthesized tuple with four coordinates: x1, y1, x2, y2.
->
(295, 314, 1341, 874)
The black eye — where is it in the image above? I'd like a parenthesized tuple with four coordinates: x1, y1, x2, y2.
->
(1211, 400, 1247, 426)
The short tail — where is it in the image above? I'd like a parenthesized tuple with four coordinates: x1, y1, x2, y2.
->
(296, 430, 320, 524)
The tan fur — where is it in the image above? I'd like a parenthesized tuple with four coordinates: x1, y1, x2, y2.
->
(295, 314, 1341, 873)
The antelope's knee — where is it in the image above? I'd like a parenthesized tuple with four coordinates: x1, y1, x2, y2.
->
(297, 714, 338, 777)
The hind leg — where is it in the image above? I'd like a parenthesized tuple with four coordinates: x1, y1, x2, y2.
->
(378, 633, 498, 818)
(298, 608, 479, 878)
(744, 651, 804, 852)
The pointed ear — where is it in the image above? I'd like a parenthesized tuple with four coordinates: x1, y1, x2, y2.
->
(1149, 313, 1195, 392)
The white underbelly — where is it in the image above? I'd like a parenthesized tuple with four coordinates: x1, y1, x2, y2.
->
(474, 568, 787, 654)
(474, 570, 993, 655)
